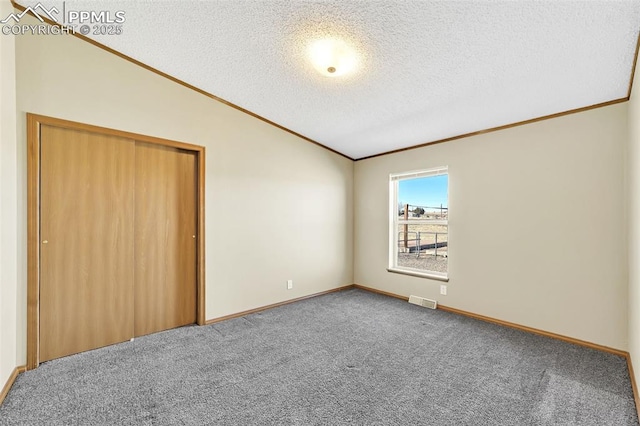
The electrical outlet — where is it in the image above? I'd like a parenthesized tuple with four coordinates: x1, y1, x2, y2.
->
(440, 285, 447, 295)
(287, 280, 293, 290)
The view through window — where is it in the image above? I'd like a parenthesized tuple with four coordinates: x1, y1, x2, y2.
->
(390, 167, 448, 278)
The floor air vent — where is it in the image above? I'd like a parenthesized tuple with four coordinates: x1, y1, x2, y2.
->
(408, 295, 437, 309)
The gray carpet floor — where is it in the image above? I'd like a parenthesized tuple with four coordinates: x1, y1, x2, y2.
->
(0, 289, 637, 425)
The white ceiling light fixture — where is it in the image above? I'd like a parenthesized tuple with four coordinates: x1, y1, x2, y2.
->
(308, 38, 358, 77)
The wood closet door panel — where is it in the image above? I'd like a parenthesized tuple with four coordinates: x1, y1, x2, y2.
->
(40, 125, 135, 362)
(134, 142, 197, 337)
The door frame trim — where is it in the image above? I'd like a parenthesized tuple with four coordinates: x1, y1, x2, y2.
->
(27, 113, 206, 370)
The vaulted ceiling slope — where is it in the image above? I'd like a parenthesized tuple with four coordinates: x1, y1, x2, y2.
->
(14, 1, 640, 160)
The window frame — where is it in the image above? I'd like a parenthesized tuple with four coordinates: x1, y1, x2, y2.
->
(388, 167, 449, 281)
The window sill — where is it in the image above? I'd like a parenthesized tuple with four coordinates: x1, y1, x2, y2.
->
(387, 268, 449, 282)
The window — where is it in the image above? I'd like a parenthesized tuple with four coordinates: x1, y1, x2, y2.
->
(389, 167, 448, 280)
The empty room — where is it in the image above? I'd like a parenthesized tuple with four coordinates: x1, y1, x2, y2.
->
(1, 0, 640, 424)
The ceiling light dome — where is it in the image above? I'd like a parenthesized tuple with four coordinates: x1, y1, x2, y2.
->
(309, 39, 358, 78)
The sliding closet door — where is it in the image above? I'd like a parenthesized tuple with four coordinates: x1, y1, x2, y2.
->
(134, 142, 197, 337)
(40, 125, 135, 362)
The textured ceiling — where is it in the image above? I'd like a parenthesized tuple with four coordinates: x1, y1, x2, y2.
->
(16, 0, 640, 159)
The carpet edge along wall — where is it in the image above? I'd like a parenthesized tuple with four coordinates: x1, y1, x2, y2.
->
(0, 366, 25, 406)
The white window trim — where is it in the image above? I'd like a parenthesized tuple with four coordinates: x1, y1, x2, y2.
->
(386, 267, 449, 282)
(390, 167, 448, 181)
(389, 166, 449, 280)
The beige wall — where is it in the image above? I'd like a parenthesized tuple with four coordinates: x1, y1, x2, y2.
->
(14, 16, 354, 365)
(355, 103, 629, 350)
(0, 0, 18, 390)
(628, 57, 640, 383)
